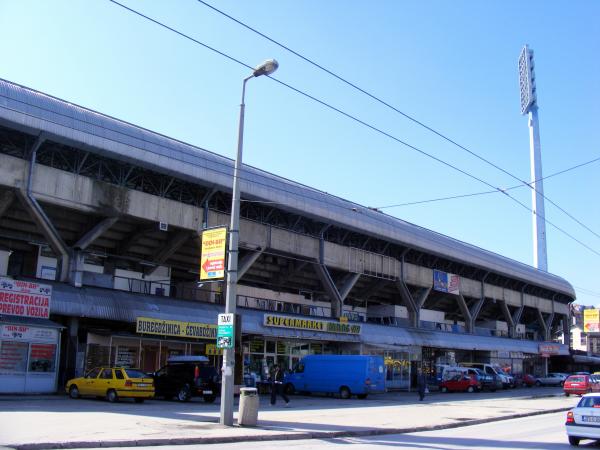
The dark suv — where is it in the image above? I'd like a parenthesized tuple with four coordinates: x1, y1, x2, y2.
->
(151, 356, 220, 403)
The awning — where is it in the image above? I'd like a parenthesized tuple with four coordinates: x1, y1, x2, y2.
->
(0, 315, 64, 329)
(48, 284, 359, 343)
(573, 355, 600, 365)
(360, 322, 569, 356)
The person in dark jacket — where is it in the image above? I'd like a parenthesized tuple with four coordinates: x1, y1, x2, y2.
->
(270, 364, 290, 407)
(417, 368, 427, 401)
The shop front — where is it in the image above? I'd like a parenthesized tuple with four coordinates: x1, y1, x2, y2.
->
(80, 316, 220, 374)
(0, 277, 61, 393)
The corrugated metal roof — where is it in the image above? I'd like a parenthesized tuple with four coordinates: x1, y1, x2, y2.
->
(0, 78, 575, 299)
(361, 322, 569, 355)
(50, 284, 559, 351)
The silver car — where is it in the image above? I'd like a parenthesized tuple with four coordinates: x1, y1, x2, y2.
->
(535, 372, 567, 386)
(566, 393, 600, 446)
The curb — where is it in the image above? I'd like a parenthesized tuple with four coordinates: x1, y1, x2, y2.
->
(9, 407, 571, 450)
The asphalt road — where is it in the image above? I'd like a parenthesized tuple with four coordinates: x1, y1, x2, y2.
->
(71, 412, 589, 450)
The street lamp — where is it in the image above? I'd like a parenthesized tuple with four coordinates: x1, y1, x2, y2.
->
(220, 59, 279, 426)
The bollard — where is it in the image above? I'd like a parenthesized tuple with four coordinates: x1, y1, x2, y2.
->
(238, 387, 259, 426)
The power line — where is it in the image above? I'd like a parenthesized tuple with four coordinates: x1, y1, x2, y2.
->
(377, 155, 600, 215)
(196, 0, 600, 243)
(105, 0, 600, 260)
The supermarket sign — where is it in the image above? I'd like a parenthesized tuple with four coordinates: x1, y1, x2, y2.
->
(0, 277, 51, 319)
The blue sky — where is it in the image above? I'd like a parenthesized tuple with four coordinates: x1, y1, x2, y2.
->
(1, 0, 599, 305)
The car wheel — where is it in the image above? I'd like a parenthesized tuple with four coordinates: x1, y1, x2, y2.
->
(441, 386, 448, 393)
(565, 393, 570, 397)
(467, 386, 475, 393)
(357, 394, 368, 399)
(284, 383, 295, 395)
(203, 395, 216, 403)
(568, 436, 580, 446)
(339, 386, 351, 399)
(106, 389, 118, 403)
(535, 380, 542, 387)
(69, 385, 80, 399)
(177, 385, 191, 402)
(134, 398, 145, 403)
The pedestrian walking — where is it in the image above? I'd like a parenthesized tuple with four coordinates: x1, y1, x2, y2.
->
(417, 368, 427, 401)
(270, 364, 290, 407)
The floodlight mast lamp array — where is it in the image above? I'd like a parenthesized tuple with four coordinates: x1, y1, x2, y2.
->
(219, 59, 278, 427)
(519, 45, 548, 272)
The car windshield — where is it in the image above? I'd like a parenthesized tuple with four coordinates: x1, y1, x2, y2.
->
(578, 396, 600, 408)
(569, 376, 586, 382)
(124, 369, 148, 379)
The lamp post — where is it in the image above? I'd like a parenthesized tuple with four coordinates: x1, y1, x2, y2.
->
(220, 59, 279, 426)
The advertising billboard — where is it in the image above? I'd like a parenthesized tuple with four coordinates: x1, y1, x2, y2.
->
(199, 227, 227, 280)
(584, 309, 600, 333)
(0, 277, 52, 319)
(433, 270, 460, 295)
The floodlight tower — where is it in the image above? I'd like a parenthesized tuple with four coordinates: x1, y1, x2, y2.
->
(519, 45, 548, 272)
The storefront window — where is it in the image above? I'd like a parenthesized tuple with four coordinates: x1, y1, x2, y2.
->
(28, 344, 56, 372)
(114, 345, 139, 368)
(0, 341, 28, 373)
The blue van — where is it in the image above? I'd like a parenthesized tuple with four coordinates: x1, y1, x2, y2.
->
(283, 355, 385, 399)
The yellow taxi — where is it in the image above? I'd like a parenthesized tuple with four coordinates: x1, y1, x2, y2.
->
(66, 367, 154, 403)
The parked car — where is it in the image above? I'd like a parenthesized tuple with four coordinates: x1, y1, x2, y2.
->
(284, 355, 385, 399)
(150, 355, 220, 402)
(459, 362, 511, 389)
(440, 368, 481, 393)
(565, 393, 600, 446)
(536, 372, 567, 386)
(564, 374, 600, 397)
(465, 368, 500, 392)
(519, 373, 537, 387)
(66, 367, 154, 403)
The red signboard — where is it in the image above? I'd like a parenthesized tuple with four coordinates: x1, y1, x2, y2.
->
(0, 277, 51, 319)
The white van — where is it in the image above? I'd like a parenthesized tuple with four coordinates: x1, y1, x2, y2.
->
(459, 362, 512, 388)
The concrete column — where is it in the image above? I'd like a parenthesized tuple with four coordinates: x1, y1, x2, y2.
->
(562, 314, 571, 348)
(314, 265, 359, 319)
(456, 294, 474, 333)
(65, 317, 79, 382)
(536, 309, 548, 341)
(237, 249, 264, 280)
(499, 300, 516, 337)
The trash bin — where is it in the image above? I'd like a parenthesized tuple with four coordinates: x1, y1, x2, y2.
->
(238, 387, 259, 426)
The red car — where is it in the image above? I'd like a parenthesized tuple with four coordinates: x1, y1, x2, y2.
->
(564, 374, 600, 396)
(440, 369, 481, 393)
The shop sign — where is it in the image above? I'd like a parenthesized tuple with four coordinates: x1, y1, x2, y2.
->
(205, 344, 223, 356)
(199, 227, 227, 280)
(0, 277, 51, 319)
(433, 270, 460, 295)
(0, 325, 57, 342)
(136, 317, 216, 339)
(217, 313, 234, 349)
(584, 309, 600, 333)
(539, 343, 560, 357)
(263, 314, 362, 335)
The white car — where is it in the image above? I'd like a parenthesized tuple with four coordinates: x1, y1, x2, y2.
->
(566, 393, 600, 446)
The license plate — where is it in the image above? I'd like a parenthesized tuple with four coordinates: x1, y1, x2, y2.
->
(582, 415, 600, 423)
(202, 390, 213, 395)
(136, 383, 149, 387)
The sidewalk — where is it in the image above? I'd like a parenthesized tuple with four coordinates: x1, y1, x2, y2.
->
(0, 389, 575, 449)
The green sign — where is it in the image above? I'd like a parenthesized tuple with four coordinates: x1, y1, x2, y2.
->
(217, 313, 234, 349)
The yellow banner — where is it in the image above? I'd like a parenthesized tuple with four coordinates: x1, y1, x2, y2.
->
(584, 309, 600, 333)
(264, 314, 361, 335)
(200, 227, 227, 280)
(205, 344, 224, 356)
(136, 317, 216, 339)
